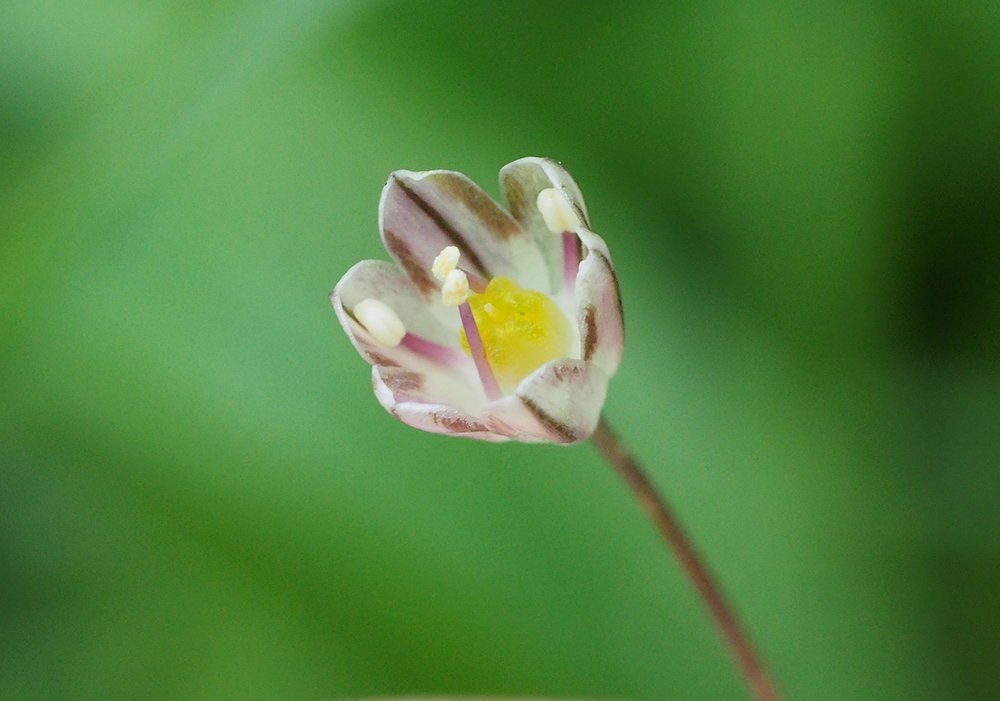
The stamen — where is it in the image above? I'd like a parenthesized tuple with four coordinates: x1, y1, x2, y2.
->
(537, 188, 582, 295)
(354, 298, 406, 347)
(441, 268, 470, 307)
(537, 187, 581, 235)
(438, 268, 501, 399)
(459, 302, 502, 401)
(431, 245, 460, 282)
(354, 297, 461, 363)
(432, 245, 487, 293)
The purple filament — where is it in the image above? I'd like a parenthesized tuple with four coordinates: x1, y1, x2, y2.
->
(402, 333, 464, 365)
(459, 302, 502, 401)
(562, 231, 579, 295)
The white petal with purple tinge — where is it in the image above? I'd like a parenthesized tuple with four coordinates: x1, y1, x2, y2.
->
(484, 359, 609, 444)
(575, 227, 625, 377)
(380, 170, 548, 296)
(333, 158, 623, 444)
(373, 368, 506, 442)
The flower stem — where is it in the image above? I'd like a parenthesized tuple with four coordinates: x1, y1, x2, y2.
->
(591, 416, 782, 701)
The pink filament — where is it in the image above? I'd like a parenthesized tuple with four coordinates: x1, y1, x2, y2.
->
(459, 302, 502, 401)
(562, 231, 579, 295)
(402, 333, 464, 365)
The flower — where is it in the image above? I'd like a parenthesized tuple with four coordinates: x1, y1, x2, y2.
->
(331, 157, 623, 444)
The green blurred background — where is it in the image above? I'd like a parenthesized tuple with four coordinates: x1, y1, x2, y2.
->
(2, 2, 998, 699)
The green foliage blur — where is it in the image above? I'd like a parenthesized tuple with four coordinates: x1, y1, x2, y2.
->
(2, 2, 998, 699)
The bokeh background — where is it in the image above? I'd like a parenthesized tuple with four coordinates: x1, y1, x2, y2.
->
(2, 2, 998, 700)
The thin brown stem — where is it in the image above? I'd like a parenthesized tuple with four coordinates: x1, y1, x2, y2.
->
(591, 416, 782, 701)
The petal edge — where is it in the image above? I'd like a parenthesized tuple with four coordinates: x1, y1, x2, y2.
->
(484, 359, 609, 444)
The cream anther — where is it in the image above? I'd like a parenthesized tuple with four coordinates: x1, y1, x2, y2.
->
(353, 298, 406, 347)
(432, 245, 461, 282)
(537, 187, 581, 235)
(441, 269, 470, 306)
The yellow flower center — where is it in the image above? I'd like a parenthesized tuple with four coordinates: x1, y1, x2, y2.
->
(459, 276, 571, 393)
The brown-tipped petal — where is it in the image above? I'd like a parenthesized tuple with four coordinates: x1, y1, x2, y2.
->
(373, 368, 508, 441)
(484, 359, 610, 444)
(575, 228, 624, 377)
(379, 170, 547, 295)
(500, 157, 591, 295)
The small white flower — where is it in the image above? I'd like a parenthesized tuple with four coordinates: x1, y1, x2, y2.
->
(331, 157, 624, 443)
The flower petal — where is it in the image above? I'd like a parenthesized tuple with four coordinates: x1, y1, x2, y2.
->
(379, 170, 548, 294)
(373, 367, 508, 441)
(484, 359, 609, 444)
(575, 228, 625, 377)
(500, 157, 591, 295)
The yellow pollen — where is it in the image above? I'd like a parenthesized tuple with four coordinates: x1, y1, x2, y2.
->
(459, 276, 571, 392)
